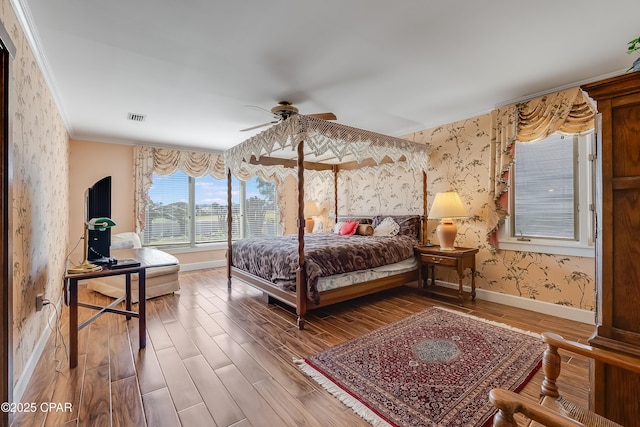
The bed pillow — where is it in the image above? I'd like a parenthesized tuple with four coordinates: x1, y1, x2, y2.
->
(373, 215, 421, 239)
(336, 217, 372, 225)
(356, 223, 374, 236)
(339, 220, 359, 236)
(333, 221, 346, 234)
(373, 217, 400, 237)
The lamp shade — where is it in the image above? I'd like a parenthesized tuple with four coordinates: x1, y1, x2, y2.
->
(428, 192, 468, 219)
(304, 201, 320, 217)
(87, 217, 116, 230)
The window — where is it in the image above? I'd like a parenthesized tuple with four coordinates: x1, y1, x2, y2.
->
(498, 131, 595, 257)
(143, 172, 278, 247)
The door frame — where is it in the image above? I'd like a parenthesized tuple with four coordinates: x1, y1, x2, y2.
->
(0, 21, 16, 427)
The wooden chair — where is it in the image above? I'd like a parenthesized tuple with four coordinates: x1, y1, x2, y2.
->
(489, 332, 640, 427)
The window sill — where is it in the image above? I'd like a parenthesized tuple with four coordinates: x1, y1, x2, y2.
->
(497, 238, 595, 258)
(145, 242, 229, 254)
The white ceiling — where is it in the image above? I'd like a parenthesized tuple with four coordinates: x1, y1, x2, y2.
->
(12, 0, 640, 152)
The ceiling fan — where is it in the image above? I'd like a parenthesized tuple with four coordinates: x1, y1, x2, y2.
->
(240, 101, 337, 132)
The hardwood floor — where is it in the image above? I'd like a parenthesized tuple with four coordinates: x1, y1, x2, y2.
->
(12, 268, 595, 427)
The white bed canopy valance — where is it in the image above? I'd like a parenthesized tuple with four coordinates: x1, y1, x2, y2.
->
(224, 114, 428, 178)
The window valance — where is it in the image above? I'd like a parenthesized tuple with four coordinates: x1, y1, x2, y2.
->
(140, 146, 226, 178)
(517, 87, 596, 142)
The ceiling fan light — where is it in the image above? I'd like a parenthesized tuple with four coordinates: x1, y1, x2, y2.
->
(271, 102, 299, 116)
(242, 102, 336, 132)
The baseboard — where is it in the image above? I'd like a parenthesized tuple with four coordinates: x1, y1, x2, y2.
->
(179, 259, 225, 272)
(433, 280, 596, 325)
(13, 298, 62, 403)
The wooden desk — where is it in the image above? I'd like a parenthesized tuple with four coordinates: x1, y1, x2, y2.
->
(64, 247, 178, 368)
(415, 246, 478, 305)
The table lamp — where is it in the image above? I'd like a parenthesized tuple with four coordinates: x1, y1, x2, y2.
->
(428, 191, 468, 251)
(68, 217, 116, 274)
(304, 201, 320, 233)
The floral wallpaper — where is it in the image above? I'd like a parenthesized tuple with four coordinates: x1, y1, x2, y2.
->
(287, 167, 424, 234)
(1, 1, 70, 387)
(304, 170, 335, 232)
(337, 165, 424, 218)
(405, 114, 595, 311)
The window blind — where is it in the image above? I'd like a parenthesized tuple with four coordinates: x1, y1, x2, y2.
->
(514, 134, 576, 240)
(144, 171, 190, 244)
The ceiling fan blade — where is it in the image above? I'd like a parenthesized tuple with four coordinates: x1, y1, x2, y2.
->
(240, 121, 279, 132)
(245, 104, 279, 118)
(308, 112, 337, 120)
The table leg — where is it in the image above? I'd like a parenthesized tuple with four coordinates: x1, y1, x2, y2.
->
(471, 266, 477, 301)
(429, 265, 435, 287)
(125, 273, 132, 320)
(138, 269, 146, 349)
(69, 278, 78, 368)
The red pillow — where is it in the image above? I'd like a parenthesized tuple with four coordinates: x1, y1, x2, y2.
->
(339, 220, 359, 236)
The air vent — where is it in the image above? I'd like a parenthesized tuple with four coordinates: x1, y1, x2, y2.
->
(127, 112, 146, 122)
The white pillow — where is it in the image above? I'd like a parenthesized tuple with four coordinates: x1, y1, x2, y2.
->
(111, 232, 142, 249)
(373, 217, 400, 237)
(333, 221, 346, 234)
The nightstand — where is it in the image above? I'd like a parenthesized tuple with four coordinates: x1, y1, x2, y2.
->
(415, 246, 479, 305)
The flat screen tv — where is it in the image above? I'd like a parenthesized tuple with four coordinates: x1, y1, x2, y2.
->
(86, 176, 112, 261)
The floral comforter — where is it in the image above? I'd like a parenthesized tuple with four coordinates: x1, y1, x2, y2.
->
(231, 232, 417, 304)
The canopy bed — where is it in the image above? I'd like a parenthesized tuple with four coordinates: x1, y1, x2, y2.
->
(224, 114, 429, 329)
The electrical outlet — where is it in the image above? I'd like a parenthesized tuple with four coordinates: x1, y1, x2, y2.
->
(36, 293, 44, 312)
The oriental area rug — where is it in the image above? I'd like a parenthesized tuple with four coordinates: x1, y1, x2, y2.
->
(296, 307, 546, 427)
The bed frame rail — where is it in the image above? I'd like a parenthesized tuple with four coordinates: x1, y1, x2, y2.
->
(229, 266, 418, 329)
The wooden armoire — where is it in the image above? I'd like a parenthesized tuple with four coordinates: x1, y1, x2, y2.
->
(582, 72, 640, 426)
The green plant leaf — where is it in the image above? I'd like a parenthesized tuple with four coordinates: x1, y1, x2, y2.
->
(628, 37, 640, 54)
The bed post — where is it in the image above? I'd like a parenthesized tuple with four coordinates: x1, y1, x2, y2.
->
(296, 139, 307, 329)
(226, 168, 233, 288)
(422, 170, 428, 245)
(333, 165, 338, 221)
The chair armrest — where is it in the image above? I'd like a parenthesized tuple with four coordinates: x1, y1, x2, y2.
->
(542, 332, 640, 374)
(490, 333, 639, 427)
(489, 389, 584, 427)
